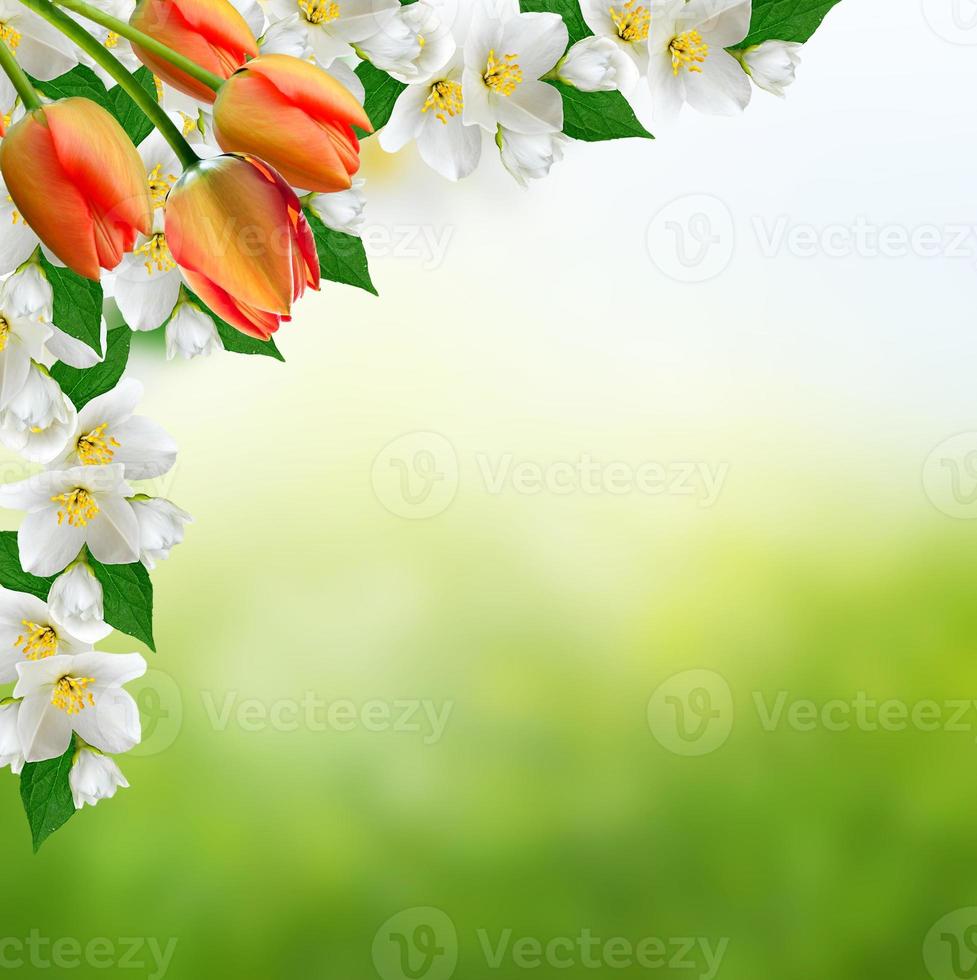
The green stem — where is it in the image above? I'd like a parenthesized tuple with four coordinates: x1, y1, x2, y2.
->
(51, 0, 224, 93)
(0, 38, 41, 110)
(16, 0, 199, 168)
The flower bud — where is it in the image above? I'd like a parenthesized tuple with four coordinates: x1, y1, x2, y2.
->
(164, 154, 320, 339)
(213, 54, 371, 193)
(131, 497, 192, 569)
(558, 36, 639, 94)
(70, 747, 129, 809)
(130, 0, 259, 103)
(0, 99, 153, 281)
(48, 561, 112, 644)
(741, 41, 802, 98)
(165, 299, 224, 359)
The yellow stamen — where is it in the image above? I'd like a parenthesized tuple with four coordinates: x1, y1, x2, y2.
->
(670, 30, 709, 75)
(15, 620, 58, 661)
(0, 315, 9, 353)
(147, 163, 178, 208)
(153, 75, 164, 101)
(51, 489, 99, 528)
(422, 80, 463, 125)
(298, 0, 339, 25)
(179, 111, 197, 137)
(76, 422, 120, 466)
(0, 24, 22, 51)
(483, 50, 522, 97)
(609, 1, 650, 43)
(104, 30, 119, 48)
(51, 675, 96, 715)
(135, 233, 176, 275)
(7, 195, 20, 225)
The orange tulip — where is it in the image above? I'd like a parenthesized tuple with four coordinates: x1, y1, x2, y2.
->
(130, 0, 258, 103)
(0, 98, 152, 281)
(165, 154, 320, 340)
(213, 54, 372, 193)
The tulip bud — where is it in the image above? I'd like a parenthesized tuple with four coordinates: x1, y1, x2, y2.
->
(164, 154, 320, 339)
(213, 54, 372, 193)
(0, 99, 153, 281)
(130, 0, 259, 103)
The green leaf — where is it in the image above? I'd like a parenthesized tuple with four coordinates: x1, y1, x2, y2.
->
(21, 741, 76, 853)
(355, 60, 406, 136)
(180, 291, 285, 361)
(547, 80, 654, 142)
(50, 326, 132, 411)
(520, 0, 593, 46)
(107, 66, 158, 146)
(37, 253, 104, 358)
(30, 65, 111, 112)
(0, 532, 55, 601)
(743, 0, 844, 46)
(89, 555, 155, 652)
(304, 208, 378, 296)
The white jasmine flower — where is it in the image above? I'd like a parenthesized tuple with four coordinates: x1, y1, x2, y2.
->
(131, 497, 192, 569)
(646, 0, 753, 119)
(70, 746, 129, 809)
(308, 179, 366, 236)
(228, 0, 267, 37)
(4, 259, 107, 370)
(358, 0, 455, 82)
(0, 701, 24, 774)
(260, 12, 312, 56)
(70, 0, 141, 84)
(0, 0, 79, 81)
(380, 54, 483, 181)
(463, 5, 568, 134)
(740, 40, 802, 97)
(0, 272, 52, 409)
(165, 300, 223, 360)
(13, 651, 145, 762)
(268, 0, 398, 64)
(0, 464, 139, 576)
(0, 177, 40, 276)
(498, 127, 567, 186)
(0, 362, 77, 463)
(0, 586, 91, 682)
(557, 35, 639, 93)
(50, 378, 177, 481)
(47, 561, 112, 644)
(579, 0, 651, 75)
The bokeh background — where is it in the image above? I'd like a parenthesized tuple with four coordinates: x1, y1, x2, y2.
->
(2, 0, 977, 977)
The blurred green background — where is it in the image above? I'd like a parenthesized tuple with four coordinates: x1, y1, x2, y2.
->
(3, 2, 977, 974)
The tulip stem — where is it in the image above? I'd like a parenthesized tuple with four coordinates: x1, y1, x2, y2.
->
(50, 0, 225, 93)
(0, 39, 41, 111)
(16, 0, 199, 168)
